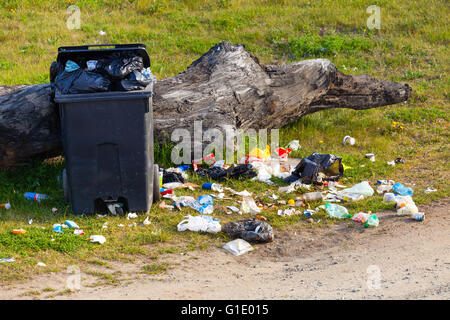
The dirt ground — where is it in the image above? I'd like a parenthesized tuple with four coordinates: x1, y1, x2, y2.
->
(2, 198, 449, 300)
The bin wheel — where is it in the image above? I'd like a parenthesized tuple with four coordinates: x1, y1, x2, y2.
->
(153, 164, 161, 203)
(62, 169, 70, 202)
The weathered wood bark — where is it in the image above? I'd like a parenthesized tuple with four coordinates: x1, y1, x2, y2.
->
(0, 41, 411, 166)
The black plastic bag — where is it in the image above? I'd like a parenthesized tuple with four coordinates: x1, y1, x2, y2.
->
(118, 70, 152, 91)
(222, 218, 274, 243)
(163, 169, 185, 184)
(54, 69, 110, 94)
(196, 164, 256, 182)
(285, 152, 343, 184)
(98, 53, 144, 79)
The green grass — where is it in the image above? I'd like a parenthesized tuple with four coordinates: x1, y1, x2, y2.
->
(0, 0, 449, 286)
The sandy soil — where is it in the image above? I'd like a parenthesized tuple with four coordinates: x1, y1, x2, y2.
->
(2, 198, 449, 300)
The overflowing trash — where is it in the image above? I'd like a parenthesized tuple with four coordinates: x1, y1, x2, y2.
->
(223, 239, 254, 256)
(52, 51, 156, 94)
(177, 215, 221, 233)
(222, 218, 274, 243)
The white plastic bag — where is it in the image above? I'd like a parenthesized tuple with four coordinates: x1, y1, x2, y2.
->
(222, 239, 254, 256)
(339, 181, 374, 197)
(177, 215, 221, 233)
(241, 196, 261, 214)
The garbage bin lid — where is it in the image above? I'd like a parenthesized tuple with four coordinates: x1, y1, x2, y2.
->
(57, 43, 151, 68)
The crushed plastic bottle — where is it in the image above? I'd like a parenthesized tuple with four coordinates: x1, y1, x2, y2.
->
(202, 183, 223, 192)
(24, 192, 50, 202)
(392, 183, 413, 196)
(188, 195, 214, 214)
(324, 203, 352, 219)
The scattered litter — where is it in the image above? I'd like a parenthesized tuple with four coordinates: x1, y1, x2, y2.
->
(222, 239, 254, 256)
(393, 182, 413, 196)
(28, 219, 33, 225)
(377, 180, 395, 194)
(303, 209, 315, 216)
(241, 196, 261, 214)
(24, 192, 50, 202)
(196, 163, 257, 182)
(339, 181, 374, 197)
(0, 258, 15, 263)
(365, 153, 375, 162)
(37, 262, 47, 267)
(99, 30, 106, 36)
(277, 208, 298, 216)
(88, 235, 106, 244)
(343, 136, 356, 145)
(226, 206, 241, 213)
(142, 216, 151, 226)
(188, 195, 214, 214)
(285, 153, 343, 184)
(158, 201, 174, 210)
(127, 212, 138, 220)
(287, 199, 295, 206)
(202, 183, 223, 192)
(74, 229, 85, 235)
(424, 187, 437, 194)
(12, 229, 27, 235)
(64, 220, 79, 229)
(352, 212, 379, 227)
(324, 203, 351, 219)
(0, 202, 11, 210)
(52, 224, 64, 233)
(301, 192, 323, 202)
(395, 195, 418, 215)
(222, 218, 274, 243)
(177, 215, 221, 233)
(102, 222, 108, 229)
(411, 212, 425, 221)
(387, 160, 396, 166)
(395, 157, 406, 164)
(128, 222, 137, 227)
(286, 140, 301, 151)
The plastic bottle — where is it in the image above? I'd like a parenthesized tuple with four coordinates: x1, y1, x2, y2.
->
(383, 192, 396, 204)
(325, 203, 352, 219)
(202, 183, 223, 192)
(24, 192, 50, 202)
(364, 214, 379, 228)
(392, 183, 413, 196)
(302, 192, 323, 202)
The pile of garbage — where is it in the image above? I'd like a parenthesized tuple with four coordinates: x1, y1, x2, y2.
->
(50, 52, 156, 94)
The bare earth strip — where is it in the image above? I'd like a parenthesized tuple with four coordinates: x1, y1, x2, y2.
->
(2, 199, 449, 300)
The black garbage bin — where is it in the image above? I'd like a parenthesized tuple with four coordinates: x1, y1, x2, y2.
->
(54, 44, 160, 215)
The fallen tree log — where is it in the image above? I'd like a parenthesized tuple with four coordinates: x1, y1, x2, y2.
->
(0, 41, 411, 167)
